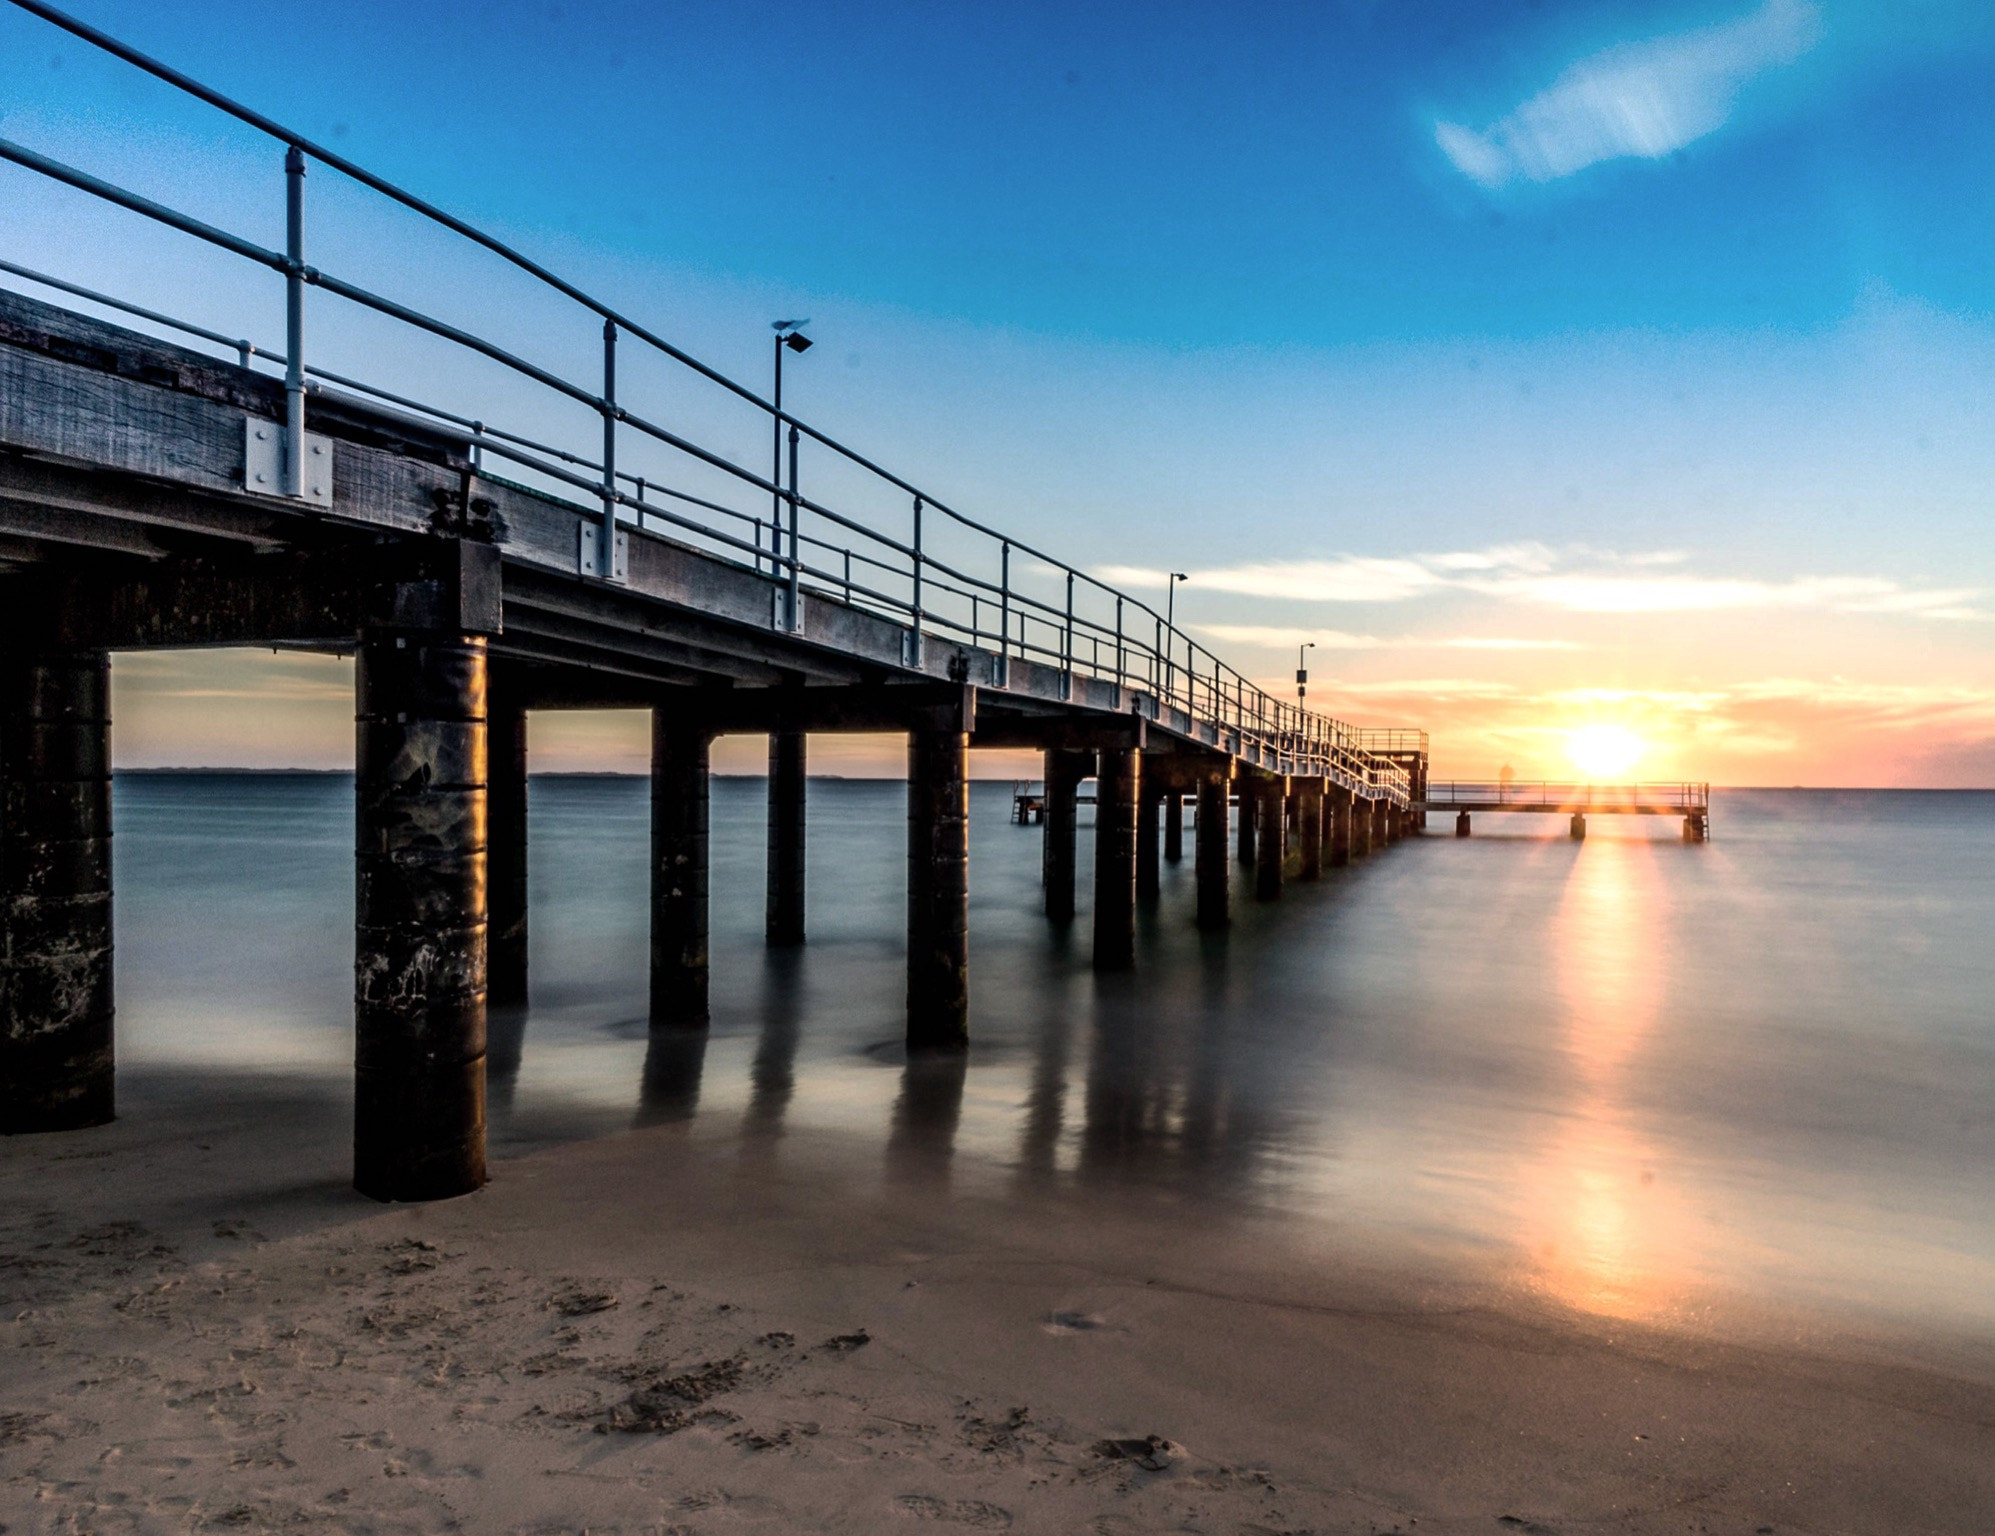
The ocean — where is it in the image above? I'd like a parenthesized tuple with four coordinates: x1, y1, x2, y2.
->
(111, 773, 1995, 1348)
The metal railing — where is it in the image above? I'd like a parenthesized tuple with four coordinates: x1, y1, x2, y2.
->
(1422, 782, 1709, 811)
(0, 0, 1416, 801)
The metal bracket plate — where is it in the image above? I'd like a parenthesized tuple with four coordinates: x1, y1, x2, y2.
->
(579, 523, 629, 583)
(242, 419, 333, 505)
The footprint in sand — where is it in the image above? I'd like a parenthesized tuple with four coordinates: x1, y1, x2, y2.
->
(894, 1494, 1013, 1527)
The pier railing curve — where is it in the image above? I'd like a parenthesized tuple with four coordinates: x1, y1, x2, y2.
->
(0, 0, 1415, 798)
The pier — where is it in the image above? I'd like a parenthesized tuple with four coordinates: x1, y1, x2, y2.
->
(0, 9, 1425, 1199)
(1423, 781, 1711, 841)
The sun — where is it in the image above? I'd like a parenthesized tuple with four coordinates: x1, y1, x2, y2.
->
(1567, 724, 1646, 780)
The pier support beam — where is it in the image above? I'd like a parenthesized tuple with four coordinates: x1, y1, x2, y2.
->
(1570, 812, 1587, 841)
(1041, 748, 1087, 923)
(1329, 788, 1352, 868)
(766, 729, 807, 945)
(650, 714, 712, 1027)
(907, 709, 970, 1049)
(1254, 779, 1285, 901)
(1093, 746, 1140, 969)
(0, 649, 113, 1135)
(487, 690, 529, 1008)
(1372, 799, 1389, 850)
(1235, 788, 1255, 864)
(1299, 782, 1324, 881)
(1352, 798, 1373, 858)
(1455, 810, 1471, 838)
(1163, 791, 1184, 862)
(1136, 782, 1161, 900)
(353, 630, 488, 1202)
(1195, 767, 1230, 932)
(1387, 803, 1404, 844)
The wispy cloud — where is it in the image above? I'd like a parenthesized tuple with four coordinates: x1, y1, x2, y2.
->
(1197, 625, 1385, 648)
(1435, 0, 1820, 188)
(1440, 637, 1585, 651)
(1196, 626, 1583, 652)
(1121, 544, 1980, 620)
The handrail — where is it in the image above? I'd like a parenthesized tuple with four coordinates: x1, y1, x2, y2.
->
(0, 0, 1426, 802)
(1422, 782, 1708, 809)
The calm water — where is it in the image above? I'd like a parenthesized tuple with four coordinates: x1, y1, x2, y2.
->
(113, 775, 1995, 1344)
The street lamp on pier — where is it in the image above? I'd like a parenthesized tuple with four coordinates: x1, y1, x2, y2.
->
(1297, 641, 1315, 700)
(770, 320, 812, 572)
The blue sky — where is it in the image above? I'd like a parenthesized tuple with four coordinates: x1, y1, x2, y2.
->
(6, 0, 1995, 781)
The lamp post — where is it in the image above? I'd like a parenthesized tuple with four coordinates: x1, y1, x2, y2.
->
(1297, 641, 1315, 700)
(1162, 572, 1188, 698)
(770, 320, 812, 573)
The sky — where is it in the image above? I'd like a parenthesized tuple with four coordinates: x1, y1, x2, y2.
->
(6, 0, 1995, 783)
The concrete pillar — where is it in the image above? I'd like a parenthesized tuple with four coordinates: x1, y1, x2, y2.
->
(907, 715, 970, 1050)
(1093, 746, 1139, 969)
(1135, 783, 1161, 900)
(1235, 787, 1255, 864)
(1329, 789, 1352, 868)
(1255, 779, 1284, 901)
(1299, 783, 1323, 881)
(1163, 791, 1184, 862)
(487, 691, 528, 1008)
(766, 729, 806, 945)
(1195, 769, 1230, 932)
(1455, 810, 1471, 838)
(353, 630, 488, 1202)
(1352, 798, 1373, 858)
(1570, 811, 1587, 841)
(1387, 803, 1403, 843)
(0, 649, 113, 1134)
(1372, 798, 1389, 850)
(1682, 813, 1706, 843)
(650, 713, 711, 1027)
(1041, 748, 1085, 923)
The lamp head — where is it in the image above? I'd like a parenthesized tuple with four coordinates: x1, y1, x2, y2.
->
(783, 331, 813, 353)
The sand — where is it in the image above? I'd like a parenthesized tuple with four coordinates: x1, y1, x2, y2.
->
(4, 1069, 1994, 1535)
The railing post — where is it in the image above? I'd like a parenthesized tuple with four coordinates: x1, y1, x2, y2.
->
(999, 541, 1011, 684)
(785, 424, 801, 630)
(909, 496, 924, 664)
(600, 318, 618, 574)
(1063, 571, 1075, 696)
(1114, 596, 1124, 692)
(282, 145, 306, 499)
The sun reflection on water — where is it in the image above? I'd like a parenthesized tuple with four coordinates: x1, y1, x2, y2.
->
(1530, 837, 1686, 1322)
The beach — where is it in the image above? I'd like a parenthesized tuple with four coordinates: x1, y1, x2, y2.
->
(5, 1065, 1994, 1534)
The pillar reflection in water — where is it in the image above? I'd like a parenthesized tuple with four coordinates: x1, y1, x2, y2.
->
(486, 1002, 530, 1118)
(1533, 837, 1683, 1320)
(886, 1049, 968, 1187)
(1076, 956, 1270, 1201)
(1015, 975, 1082, 1188)
(635, 1027, 708, 1128)
(743, 948, 804, 1148)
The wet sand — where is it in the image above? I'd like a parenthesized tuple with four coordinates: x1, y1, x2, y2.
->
(5, 1068, 1993, 1535)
